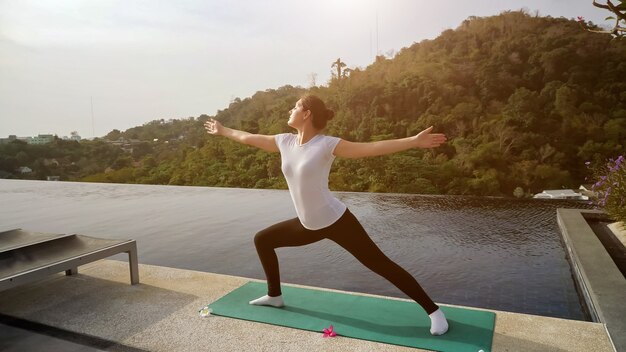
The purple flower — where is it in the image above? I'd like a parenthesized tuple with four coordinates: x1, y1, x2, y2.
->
(589, 156, 626, 215)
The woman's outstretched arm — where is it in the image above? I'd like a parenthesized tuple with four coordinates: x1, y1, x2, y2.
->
(333, 126, 446, 159)
(204, 118, 278, 153)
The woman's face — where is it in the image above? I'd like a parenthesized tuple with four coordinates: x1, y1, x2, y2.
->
(288, 100, 308, 128)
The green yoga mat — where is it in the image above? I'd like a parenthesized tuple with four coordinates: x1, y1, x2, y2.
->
(209, 281, 495, 352)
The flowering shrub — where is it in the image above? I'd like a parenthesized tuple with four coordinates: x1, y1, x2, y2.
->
(587, 155, 626, 223)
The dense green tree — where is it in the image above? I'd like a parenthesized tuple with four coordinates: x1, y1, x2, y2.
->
(3, 11, 625, 197)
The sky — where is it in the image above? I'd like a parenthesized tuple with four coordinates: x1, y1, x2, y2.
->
(0, 0, 611, 139)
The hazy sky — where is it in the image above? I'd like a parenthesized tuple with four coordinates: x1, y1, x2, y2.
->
(0, 0, 610, 138)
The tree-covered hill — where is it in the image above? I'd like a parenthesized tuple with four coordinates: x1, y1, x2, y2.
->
(2, 11, 625, 197)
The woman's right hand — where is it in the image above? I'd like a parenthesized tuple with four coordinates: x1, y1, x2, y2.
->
(204, 118, 224, 136)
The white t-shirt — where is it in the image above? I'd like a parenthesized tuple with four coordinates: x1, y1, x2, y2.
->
(275, 133, 347, 230)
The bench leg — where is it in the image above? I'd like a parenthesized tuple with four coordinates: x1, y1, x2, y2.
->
(65, 267, 78, 276)
(128, 244, 139, 285)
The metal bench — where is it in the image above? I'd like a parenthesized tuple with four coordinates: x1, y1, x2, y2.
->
(0, 229, 139, 292)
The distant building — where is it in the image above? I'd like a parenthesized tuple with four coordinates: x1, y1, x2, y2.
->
(47, 176, 60, 181)
(70, 131, 81, 141)
(29, 134, 54, 145)
(578, 184, 597, 199)
(533, 189, 589, 200)
(1, 134, 57, 144)
(62, 134, 82, 141)
(0, 135, 30, 144)
(0, 135, 17, 144)
(168, 135, 185, 144)
(17, 166, 32, 174)
(108, 137, 141, 153)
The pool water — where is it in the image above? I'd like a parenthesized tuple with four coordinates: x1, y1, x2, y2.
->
(0, 180, 592, 320)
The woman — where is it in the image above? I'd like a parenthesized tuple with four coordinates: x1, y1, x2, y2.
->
(204, 94, 449, 335)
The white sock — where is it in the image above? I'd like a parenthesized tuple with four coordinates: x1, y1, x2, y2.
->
(429, 308, 449, 336)
(248, 294, 284, 307)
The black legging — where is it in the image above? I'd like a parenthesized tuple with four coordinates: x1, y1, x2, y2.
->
(253, 208, 439, 315)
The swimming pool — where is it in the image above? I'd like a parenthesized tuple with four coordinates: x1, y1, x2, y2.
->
(0, 180, 592, 320)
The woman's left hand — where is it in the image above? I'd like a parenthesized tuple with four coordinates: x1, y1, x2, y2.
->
(414, 126, 447, 149)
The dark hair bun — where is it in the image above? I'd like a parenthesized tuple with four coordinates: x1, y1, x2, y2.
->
(326, 109, 335, 121)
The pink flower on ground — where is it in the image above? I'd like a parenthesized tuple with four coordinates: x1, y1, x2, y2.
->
(322, 325, 337, 338)
(577, 16, 585, 22)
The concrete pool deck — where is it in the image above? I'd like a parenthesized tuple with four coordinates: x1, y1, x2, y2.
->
(557, 209, 626, 352)
(0, 260, 616, 352)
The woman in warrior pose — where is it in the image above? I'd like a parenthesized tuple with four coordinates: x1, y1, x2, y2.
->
(204, 94, 449, 335)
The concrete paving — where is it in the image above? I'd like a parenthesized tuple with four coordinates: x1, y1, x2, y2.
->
(0, 260, 616, 352)
(558, 209, 626, 351)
